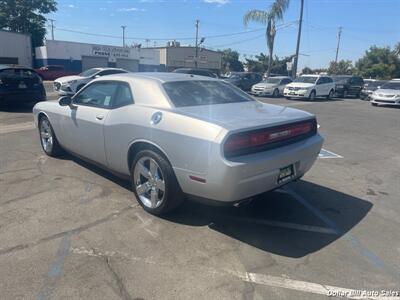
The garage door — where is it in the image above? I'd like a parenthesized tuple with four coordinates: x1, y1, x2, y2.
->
(116, 59, 139, 72)
(82, 56, 108, 71)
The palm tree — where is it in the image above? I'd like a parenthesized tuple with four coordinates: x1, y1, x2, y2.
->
(244, 0, 290, 77)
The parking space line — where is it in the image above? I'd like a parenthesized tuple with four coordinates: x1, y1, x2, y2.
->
(281, 186, 400, 282)
(0, 122, 35, 134)
(212, 215, 338, 235)
(319, 148, 343, 159)
(232, 271, 396, 300)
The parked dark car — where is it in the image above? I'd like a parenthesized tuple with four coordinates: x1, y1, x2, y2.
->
(224, 72, 263, 91)
(332, 75, 364, 98)
(360, 80, 388, 100)
(0, 65, 46, 105)
(35, 65, 78, 81)
(172, 68, 218, 78)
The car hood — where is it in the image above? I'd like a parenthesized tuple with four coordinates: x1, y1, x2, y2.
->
(253, 83, 278, 89)
(286, 82, 315, 89)
(55, 75, 85, 83)
(175, 101, 315, 132)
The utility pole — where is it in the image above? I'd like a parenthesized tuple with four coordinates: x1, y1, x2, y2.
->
(292, 0, 304, 78)
(335, 26, 342, 63)
(48, 19, 55, 40)
(121, 25, 126, 47)
(195, 19, 199, 68)
(145, 39, 150, 48)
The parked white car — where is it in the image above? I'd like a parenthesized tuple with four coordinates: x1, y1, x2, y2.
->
(284, 75, 336, 100)
(370, 81, 400, 107)
(250, 76, 293, 97)
(53, 68, 128, 95)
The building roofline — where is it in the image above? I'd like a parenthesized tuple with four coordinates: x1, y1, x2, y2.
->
(142, 46, 221, 54)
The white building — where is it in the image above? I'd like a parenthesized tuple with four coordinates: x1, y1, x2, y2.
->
(0, 30, 32, 67)
(147, 45, 222, 73)
(35, 40, 162, 72)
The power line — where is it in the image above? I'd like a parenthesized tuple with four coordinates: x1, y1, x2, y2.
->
(52, 20, 297, 43)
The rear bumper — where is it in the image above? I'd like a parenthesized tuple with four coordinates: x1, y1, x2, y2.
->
(174, 133, 323, 203)
(0, 90, 46, 103)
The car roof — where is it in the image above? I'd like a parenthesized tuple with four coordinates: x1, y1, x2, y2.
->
(268, 76, 291, 79)
(0, 64, 35, 71)
(99, 72, 219, 83)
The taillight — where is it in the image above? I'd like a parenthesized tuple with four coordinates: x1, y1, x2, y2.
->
(224, 120, 316, 157)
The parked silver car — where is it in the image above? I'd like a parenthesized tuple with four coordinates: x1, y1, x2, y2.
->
(33, 73, 323, 214)
(250, 76, 293, 97)
(370, 80, 400, 107)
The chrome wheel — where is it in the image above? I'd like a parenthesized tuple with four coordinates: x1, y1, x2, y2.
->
(133, 156, 165, 209)
(40, 118, 53, 153)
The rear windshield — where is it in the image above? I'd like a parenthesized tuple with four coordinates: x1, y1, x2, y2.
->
(0, 68, 40, 81)
(332, 76, 350, 83)
(163, 80, 254, 107)
(380, 82, 400, 90)
(79, 68, 100, 77)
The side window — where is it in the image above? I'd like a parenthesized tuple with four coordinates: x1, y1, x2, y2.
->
(73, 81, 119, 108)
(325, 77, 333, 83)
(316, 77, 324, 85)
(112, 83, 134, 108)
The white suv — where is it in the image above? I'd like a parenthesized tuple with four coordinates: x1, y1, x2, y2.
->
(284, 75, 336, 100)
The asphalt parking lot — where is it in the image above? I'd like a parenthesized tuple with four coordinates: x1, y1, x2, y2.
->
(0, 95, 399, 299)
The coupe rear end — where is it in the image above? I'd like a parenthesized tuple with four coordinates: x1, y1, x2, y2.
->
(166, 79, 324, 204)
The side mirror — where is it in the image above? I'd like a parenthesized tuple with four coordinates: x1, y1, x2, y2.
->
(58, 96, 72, 106)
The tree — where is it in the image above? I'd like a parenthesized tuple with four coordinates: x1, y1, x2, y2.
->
(302, 67, 313, 74)
(394, 42, 400, 57)
(328, 60, 354, 75)
(0, 0, 57, 49)
(220, 48, 244, 73)
(244, 0, 290, 77)
(355, 46, 400, 79)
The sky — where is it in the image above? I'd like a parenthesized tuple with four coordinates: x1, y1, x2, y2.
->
(46, 0, 400, 70)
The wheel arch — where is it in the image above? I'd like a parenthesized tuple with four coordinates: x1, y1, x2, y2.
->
(127, 140, 172, 171)
(37, 111, 51, 126)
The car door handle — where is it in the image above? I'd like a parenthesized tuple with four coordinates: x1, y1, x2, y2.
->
(96, 114, 104, 120)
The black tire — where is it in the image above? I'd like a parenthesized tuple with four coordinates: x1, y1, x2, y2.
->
(326, 89, 334, 100)
(273, 88, 279, 98)
(131, 149, 184, 215)
(38, 116, 63, 157)
(285, 97, 291, 100)
(371, 103, 378, 106)
(308, 90, 316, 101)
(342, 90, 348, 98)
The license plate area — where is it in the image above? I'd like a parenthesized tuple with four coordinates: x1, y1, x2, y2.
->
(278, 164, 295, 183)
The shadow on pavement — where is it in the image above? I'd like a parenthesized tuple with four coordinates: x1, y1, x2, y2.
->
(0, 102, 36, 113)
(163, 180, 372, 258)
(64, 156, 372, 258)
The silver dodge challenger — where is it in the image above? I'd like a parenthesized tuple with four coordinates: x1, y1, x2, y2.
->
(33, 73, 323, 214)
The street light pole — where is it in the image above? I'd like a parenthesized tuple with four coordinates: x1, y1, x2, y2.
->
(292, 0, 304, 78)
(335, 26, 342, 64)
(195, 19, 199, 68)
(121, 25, 126, 47)
(49, 19, 55, 40)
